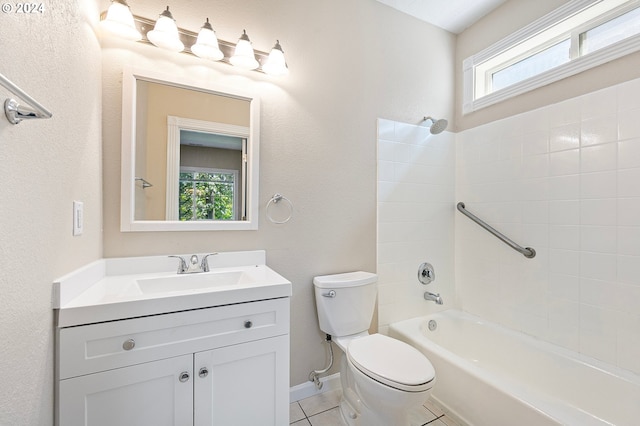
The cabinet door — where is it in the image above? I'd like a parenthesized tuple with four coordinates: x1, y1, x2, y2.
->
(194, 335, 289, 426)
(58, 354, 193, 426)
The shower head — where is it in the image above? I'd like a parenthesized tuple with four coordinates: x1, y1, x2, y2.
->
(423, 116, 448, 135)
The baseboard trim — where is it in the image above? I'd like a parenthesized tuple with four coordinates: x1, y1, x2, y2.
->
(289, 373, 341, 403)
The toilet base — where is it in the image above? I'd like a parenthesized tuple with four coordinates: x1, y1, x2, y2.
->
(359, 406, 412, 426)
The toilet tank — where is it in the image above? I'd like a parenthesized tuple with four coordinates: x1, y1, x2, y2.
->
(313, 271, 377, 337)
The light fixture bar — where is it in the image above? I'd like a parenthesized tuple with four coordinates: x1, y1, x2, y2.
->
(103, 12, 272, 73)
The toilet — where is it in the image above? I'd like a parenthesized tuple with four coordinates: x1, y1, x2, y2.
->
(313, 271, 435, 426)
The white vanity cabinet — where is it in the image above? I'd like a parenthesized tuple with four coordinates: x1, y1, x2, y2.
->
(56, 297, 290, 426)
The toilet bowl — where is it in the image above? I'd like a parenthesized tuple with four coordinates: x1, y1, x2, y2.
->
(344, 333, 435, 425)
(313, 272, 436, 425)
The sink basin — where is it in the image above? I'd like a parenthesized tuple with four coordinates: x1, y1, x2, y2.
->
(53, 250, 292, 327)
(137, 271, 245, 294)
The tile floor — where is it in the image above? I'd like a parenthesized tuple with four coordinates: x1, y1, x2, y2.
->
(290, 389, 462, 426)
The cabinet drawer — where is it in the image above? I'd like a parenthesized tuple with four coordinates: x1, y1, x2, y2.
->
(58, 297, 289, 380)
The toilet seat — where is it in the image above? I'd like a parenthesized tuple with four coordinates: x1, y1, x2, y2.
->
(347, 334, 435, 392)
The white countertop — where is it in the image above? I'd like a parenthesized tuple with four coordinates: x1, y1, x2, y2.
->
(53, 250, 292, 327)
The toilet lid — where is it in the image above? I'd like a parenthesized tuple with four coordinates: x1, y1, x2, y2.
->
(347, 334, 435, 392)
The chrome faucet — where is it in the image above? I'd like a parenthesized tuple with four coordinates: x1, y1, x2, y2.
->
(201, 253, 218, 272)
(169, 255, 189, 274)
(424, 291, 443, 305)
(169, 253, 218, 274)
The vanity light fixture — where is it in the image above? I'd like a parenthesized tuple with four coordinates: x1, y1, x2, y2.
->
(262, 40, 289, 76)
(146, 6, 184, 53)
(229, 30, 259, 70)
(99, 3, 289, 75)
(191, 18, 224, 61)
(100, 0, 141, 41)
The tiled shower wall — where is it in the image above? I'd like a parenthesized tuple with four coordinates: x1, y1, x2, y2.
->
(377, 119, 456, 333)
(456, 77, 640, 374)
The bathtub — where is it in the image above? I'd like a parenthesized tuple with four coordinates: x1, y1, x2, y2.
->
(389, 310, 640, 426)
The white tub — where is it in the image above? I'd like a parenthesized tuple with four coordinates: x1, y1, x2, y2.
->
(389, 310, 640, 426)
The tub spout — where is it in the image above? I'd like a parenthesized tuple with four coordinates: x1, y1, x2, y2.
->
(424, 291, 443, 305)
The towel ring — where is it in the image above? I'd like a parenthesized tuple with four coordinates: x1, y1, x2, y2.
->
(266, 193, 293, 224)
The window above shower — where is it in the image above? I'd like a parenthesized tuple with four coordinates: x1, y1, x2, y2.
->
(463, 0, 640, 114)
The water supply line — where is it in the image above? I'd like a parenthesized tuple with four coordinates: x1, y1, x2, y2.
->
(308, 334, 333, 390)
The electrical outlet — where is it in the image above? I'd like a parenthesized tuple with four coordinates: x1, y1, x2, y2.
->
(73, 201, 83, 236)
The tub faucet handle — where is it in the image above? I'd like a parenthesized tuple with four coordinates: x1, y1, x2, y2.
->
(418, 262, 435, 285)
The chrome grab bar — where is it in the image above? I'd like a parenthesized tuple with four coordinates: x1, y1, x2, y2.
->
(1, 72, 53, 124)
(456, 202, 536, 259)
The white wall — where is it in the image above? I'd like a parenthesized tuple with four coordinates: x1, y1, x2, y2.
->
(0, 1, 103, 424)
(456, 78, 640, 374)
(377, 119, 456, 331)
(99, 0, 455, 388)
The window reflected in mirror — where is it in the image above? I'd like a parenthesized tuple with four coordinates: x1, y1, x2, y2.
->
(177, 130, 246, 221)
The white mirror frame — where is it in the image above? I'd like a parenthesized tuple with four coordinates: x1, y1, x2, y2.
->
(120, 66, 260, 231)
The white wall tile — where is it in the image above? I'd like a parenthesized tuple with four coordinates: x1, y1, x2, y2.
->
(378, 160, 394, 182)
(549, 149, 579, 176)
(618, 78, 640, 112)
(618, 138, 640, 169)
(581, 115, 618, 147)
(618, 168, 640, 197)
(377, 119, 454, 328)
(580, 252, 617, 282)
(580, 171, 617, 199)
(548, 175, 580, 200)
(523, 131, 549, 156)
(549, 200, 580, 225)
(581, 142, 617, 173)
(378, 140, 395, 162)
(521, 200, 548, 224)
(617, 226, 640, 256)
(617, 255, 640, 286)
(617, 327, 640, 375)
(580, 199, 617, 225)
(550, 123, 580, 152)
(522, 154, 549, 178)
(580, 278, 616, 308)
(580, 226, 617, 253)
(549, 225, 580, 250)
(615, 283, 640, 314)
(453, 78, 640, 371)
(548, 273, 580, 301)
(619, 107, 640, 140)
(617, 198, 640, 226)
(549, 249, 580, 276)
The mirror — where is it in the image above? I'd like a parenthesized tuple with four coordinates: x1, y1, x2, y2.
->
(120, 67, 260, 231)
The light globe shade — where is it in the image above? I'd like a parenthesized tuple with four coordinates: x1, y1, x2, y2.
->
(190, 18, 224, 61)
(229, 30, 259, 70)
(147, 6, 184, 52)
(100, 0, 141, 41)
(262, 40, 289, 76)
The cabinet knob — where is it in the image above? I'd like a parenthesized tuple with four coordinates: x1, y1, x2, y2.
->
(179, 371, 190, 383)
(244, 320, 253, 329)
(122, 339, 135, 351)
(199, 367, 209, 378)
